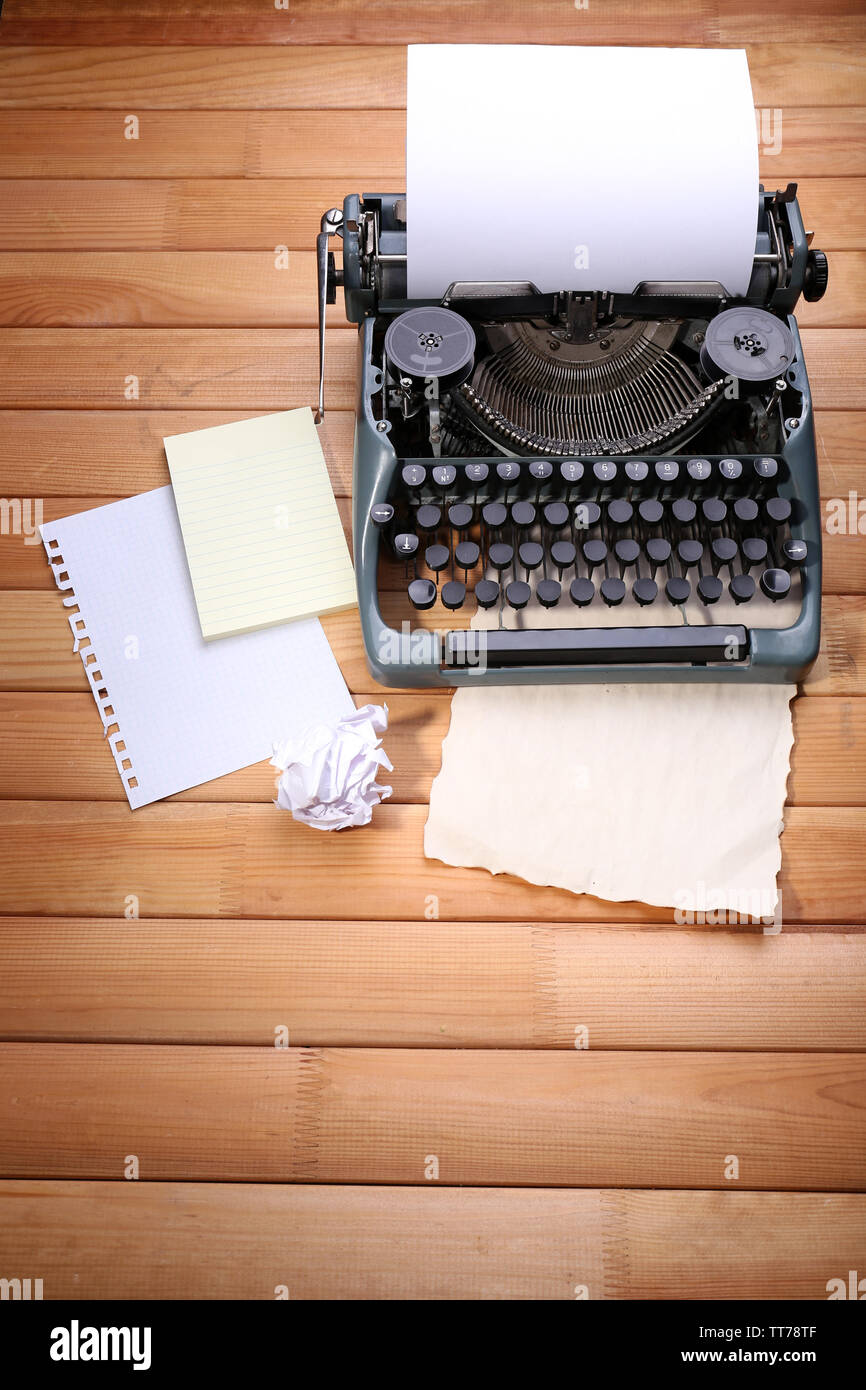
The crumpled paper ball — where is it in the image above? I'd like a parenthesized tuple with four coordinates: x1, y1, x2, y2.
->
(271, 703, 393, 831)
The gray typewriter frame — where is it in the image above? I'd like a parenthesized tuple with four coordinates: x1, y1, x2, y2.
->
(342, 195, 822, 687)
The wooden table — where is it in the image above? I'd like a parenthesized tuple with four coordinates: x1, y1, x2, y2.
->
(0, 1, 864, 1301)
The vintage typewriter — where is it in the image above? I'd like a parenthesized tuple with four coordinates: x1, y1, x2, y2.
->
(316, 185, 828, 686)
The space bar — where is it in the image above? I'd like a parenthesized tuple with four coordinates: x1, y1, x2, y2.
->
(444, 625, 749, 667)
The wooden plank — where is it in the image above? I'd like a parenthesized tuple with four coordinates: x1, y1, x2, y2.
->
(2, 1180, 862, 1300)
(0, 44, 405, 109)
(0, 1043, 863, 1187)
(0, 799, 861, 923)
(0, 43, 862, 109)
(0, 328, 859, 410)
(0, 689, 862, 807)
(0, 249, 858, 328)
(0, 110, 859, 178)
(0, 251, 321, 327)
(0, 111, 406, 178)
(4, 0, 865, 47)
(0, 590, 862, 697)
(0, 2, 728, 49)
(0, 176, 856, 252)
(0, 920, 862, 1049)
(0, 409, 355, 494)
(0, 406, 861, 500)
(0, 328, 357, 408)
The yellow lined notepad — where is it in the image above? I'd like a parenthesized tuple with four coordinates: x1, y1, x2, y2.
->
(164, 408, 357, 640)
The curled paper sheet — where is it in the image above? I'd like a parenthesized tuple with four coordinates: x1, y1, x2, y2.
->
(425, 684, 795, 916)
(272, 703, 393, 831)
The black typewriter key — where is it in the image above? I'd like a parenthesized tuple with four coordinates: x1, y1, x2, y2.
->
(511, 501, 536, 529)
(370, 503, 394, 528)
(711, 537, 738, 573)
(551, 540, 577, 574)
(633, 577, 658, 606)
(394, 532, 420, 559)
(537, 579, 562, 608)
(665, 577, 691, 606)
(760, 568, 792, 602)
(496, 461, 521, 497)
(448, 502, 473, 531)
(701, 498, 727, 526)
(654, 459, 680, 488)
(569, 577, 595, 607)
(646, 537, 672, 572)
(625, 460, 649, 485)
(529, 460, 553, 484)
(488, 542, 514, 572)
(756, 569, 795, 603)
(425, 544, 450, 573)
(733, 497, 759, 525)
(638, 499, 664, 527)
(582, 539, 608, 574)
(593, 460, 618, 488)
(455, 540, 480, 571)
(730, 573, 756, 604)
(677, 539, 704, 571)
(560, 461, 585, 492)
(465, 463, 489, 487)
(505, 580, 531, 610)
(719, 457, 743, 484)
(574, 500, 601, 531)
(741, 537, 768, 570)
(600, 576, 626, 607)
(782, 538, 808, 569)
(615, 539, 640, 572)
(672, 498, 696, 526)
(687, 458, 712, 484)
(753, 457, 779, 483)
(441, 580, 466, 610)
(766, 496, 792, 526)
(474, 579, 500, 609)
(607, 499, 634, 528)
(518, 541, 544, 574)
(544, 501, 570, 530)
(402, 464, 426, 491)
(408, 578, 437, 610)
(416, 504, 441, 532)
(482, 501, 508, 530)
(432, 464, 457, 492)
(697, 575, 723, 605)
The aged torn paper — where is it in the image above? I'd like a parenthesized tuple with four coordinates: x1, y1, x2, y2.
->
(424, 683, 795, 915)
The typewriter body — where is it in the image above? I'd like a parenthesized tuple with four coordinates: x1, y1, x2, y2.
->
(316, 186, 828, 687)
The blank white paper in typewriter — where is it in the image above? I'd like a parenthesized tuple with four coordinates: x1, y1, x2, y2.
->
(425, 681, 795, 915)
(407, 45, 759, 300)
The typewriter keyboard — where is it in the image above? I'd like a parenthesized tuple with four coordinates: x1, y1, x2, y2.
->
(373, 456, 805, 622)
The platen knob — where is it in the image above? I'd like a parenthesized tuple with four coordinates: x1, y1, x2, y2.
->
(803, 249, 829, 303)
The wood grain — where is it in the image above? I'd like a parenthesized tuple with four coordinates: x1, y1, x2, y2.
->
(0, 593, 862, 697)
(0, 176, 858, 251)
(0, 800, 861, 923)
(0, 44, 863, 109)
(3, 0, 865, 46)
(0, 110, 860, 179)
(0, 249, 858, 328)
(0, 328, 860, 410)
(0, 406, 860, 499)
(0, 690, 861, 806)
(0, 920, 862, 1049)
(1, 1180, 862, 1300)
(0, 1043, 863, 1188)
